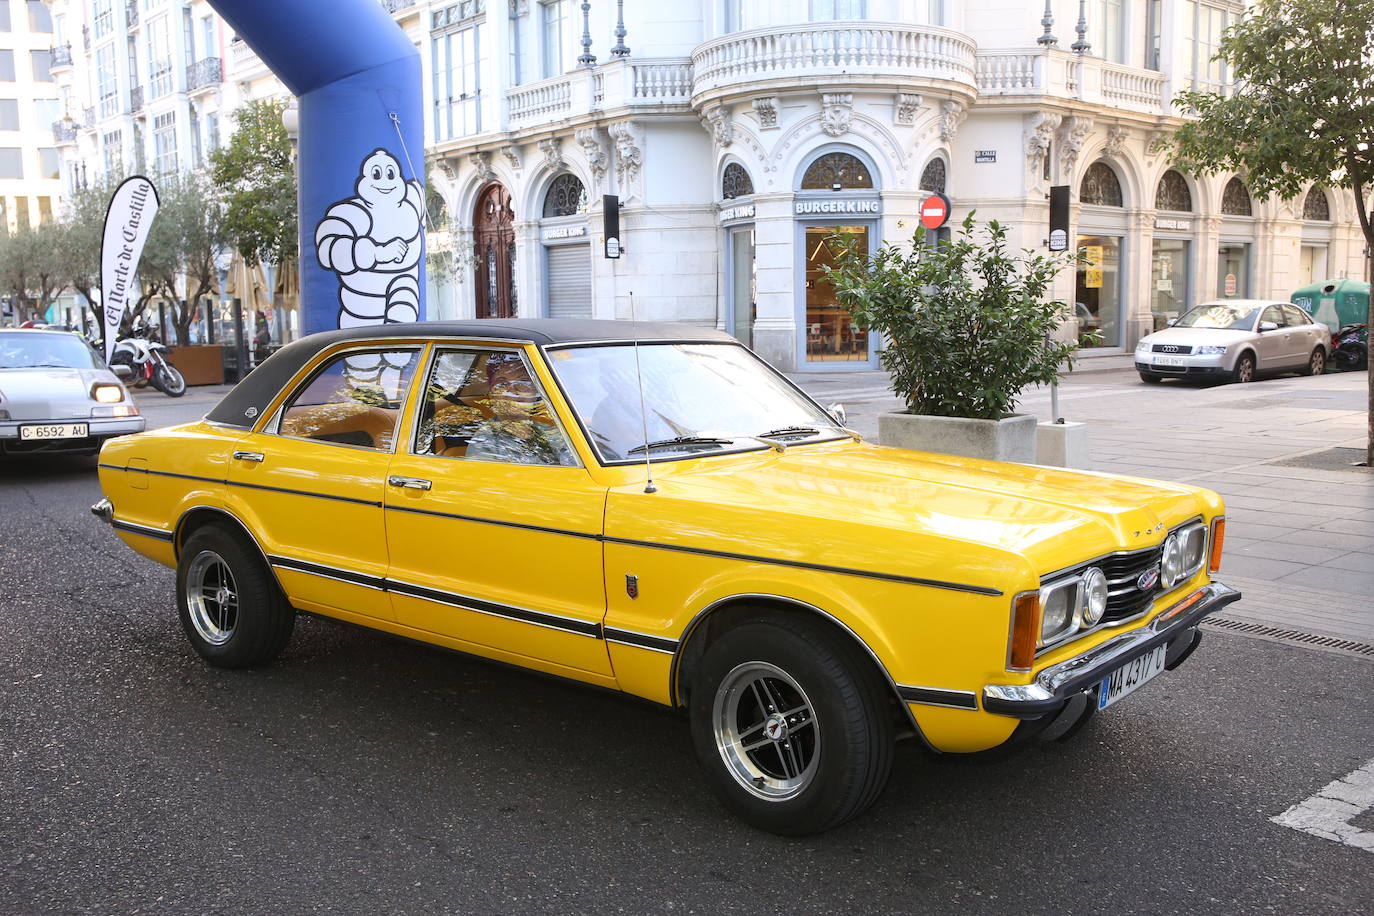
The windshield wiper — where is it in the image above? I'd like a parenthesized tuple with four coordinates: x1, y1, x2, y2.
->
(758, 424, 863, 443)
(626, 436, 735, 455)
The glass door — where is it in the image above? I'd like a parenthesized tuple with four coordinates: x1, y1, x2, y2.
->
(728, 227, 755, 348)
(803, 224, 872, 365)
(1075, 234, 1123, 348)
(1150, 238, 1189, 331)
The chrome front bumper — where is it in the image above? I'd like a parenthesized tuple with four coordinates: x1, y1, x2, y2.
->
(982, 582, 1242, 719)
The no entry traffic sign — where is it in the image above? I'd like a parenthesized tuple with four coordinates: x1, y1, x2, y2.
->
(920, 193, 951, 230)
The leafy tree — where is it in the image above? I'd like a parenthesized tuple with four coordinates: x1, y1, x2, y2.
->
(1169, 0, 1374, 462)
(0, 223, 67, 323)
(209, 98, 297, 269)
(54, 180, 118, 314)
(133, 172, 229, 345)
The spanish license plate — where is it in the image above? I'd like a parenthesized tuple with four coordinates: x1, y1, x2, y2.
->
(19, 423, 89, 441)
(1097, 643, 1168, 710)
(1153, 355, 1185, 367)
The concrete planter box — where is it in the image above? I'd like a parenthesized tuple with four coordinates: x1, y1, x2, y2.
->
(1037, 420, 1091, 469)
(878, 411, 1038, 463)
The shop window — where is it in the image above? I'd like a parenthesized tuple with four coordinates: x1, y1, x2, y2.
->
(1302, 187, 1330, 221)
(1155, 170, 1192, 212)
(1221, 177, 1251, 216)
(1080, 162, 1123, 207)
(1075, 235, 1122, 347)
(804, 226, 870, 362)
(722, 162, 753, 200)
(542, 172, 587, 218)
(801, 152, 872, 190)
(918, 157, 946, 194)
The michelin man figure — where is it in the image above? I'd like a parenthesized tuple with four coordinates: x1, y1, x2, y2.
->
(315, 149, 424, 330)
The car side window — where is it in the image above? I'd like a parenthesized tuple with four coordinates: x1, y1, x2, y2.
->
(1260, 306, 1285, 328)
(278, 349, 420, 451)
(414, 349, 577, 467)
(1281, 305, 1309, 327)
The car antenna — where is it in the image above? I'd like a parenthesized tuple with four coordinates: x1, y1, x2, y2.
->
(629, 290, 656, 494)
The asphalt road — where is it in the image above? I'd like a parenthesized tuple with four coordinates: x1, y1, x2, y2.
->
(2, 390, 1373, 914)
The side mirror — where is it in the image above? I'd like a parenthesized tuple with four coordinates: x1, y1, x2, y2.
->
(111, 363, 133, 380)
(1259, 321, 1279, 332)
(826, 403, 847, 427)
(1167, 318, 1178, 327)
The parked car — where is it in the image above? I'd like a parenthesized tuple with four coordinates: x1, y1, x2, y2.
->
(1134, 299, 1331, 384)
(92, 319, 1239, 835)
(0, 328, 145, 457)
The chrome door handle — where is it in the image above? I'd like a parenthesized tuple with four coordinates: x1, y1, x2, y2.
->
(232, 451, 265, 463)
(387, 475, 432, 491)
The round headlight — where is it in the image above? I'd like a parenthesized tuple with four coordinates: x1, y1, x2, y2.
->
(1161, 533, 1183, 585)
(1081, 567, 1108, 626)
(1040, 586, 1074, 643)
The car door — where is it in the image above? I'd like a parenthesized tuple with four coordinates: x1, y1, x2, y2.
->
(1253, 305, 1287, 370)
(226, 345, 423, 621)
(383, 345, 613, 678)
(1282, 305, 1320, 366)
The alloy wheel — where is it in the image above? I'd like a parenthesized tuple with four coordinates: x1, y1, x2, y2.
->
(712, 661, 820, 801)
(185, 550, 238, 646)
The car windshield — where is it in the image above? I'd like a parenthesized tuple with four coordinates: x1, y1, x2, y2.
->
(549, 342, 842, 461)
(0, 331, 102, 369)
(1173, 304, 1259, 330)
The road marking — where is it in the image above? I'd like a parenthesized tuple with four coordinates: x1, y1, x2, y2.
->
(1271, 757, 1374, 854)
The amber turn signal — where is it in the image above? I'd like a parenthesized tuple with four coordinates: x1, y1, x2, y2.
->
(1208, 516, 1226, 573)
(1009, 591, 1040, 671)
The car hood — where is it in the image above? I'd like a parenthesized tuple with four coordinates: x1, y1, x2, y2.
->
(606, 441, 1218, 593)
(1140, 326, 1255, 347)
(0, 367, 122, 420)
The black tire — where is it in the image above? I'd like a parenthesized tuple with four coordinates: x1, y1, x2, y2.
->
(688, 616, 894, 836)
(1302, 347, 1326, 377)
(1138, 372, 1162, 384)
(1232, 352, 1256, 384)
(154, 362, 187, 397)
(176, 526, 294, 668)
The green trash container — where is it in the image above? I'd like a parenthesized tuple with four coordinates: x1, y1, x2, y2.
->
(1291, 278, 1369, 331)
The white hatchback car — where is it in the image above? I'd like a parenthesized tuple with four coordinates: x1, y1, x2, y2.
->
(1135, 300, 1331, 384)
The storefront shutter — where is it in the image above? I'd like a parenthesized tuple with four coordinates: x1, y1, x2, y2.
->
(546, 244, 592, 319)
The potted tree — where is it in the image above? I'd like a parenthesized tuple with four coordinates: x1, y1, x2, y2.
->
(824, 216, 1086, 463)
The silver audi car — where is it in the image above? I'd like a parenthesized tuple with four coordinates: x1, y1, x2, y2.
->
(1134, 299, 1331, 384)
(0, 329, 145, 457)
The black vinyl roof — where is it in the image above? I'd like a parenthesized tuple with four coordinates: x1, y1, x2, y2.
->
(206, 318, 734, 429)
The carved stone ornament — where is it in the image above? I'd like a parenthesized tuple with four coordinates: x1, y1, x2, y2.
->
(820, 92, 853, 138)
(508, 0, 528, 15)
(539, 137, 564, 172)
(938, 99, 965, 143)
(468, 151, 496, 185)
(435, 157, 458, 182)
(608, 120, 643, 187)
(1103, 125, 1128, 159)
(895, 93, 923, 127)
(752, 96, 778, 130)
(703, 105, 734, 148)
(1058, 116, 1094, 177)
(500, 145, 522, 172)
(575, 127, 609, 189)
(1024, 111, 1062, 176)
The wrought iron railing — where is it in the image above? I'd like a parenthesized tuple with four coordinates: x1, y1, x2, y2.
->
(51, 119, 78, 144)
(187, 57, 223, 91)
(130, 85, 144, 114)
(50, 44, 73, 69)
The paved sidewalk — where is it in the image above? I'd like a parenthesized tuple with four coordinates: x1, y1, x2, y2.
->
(789, 364, 1374, 646)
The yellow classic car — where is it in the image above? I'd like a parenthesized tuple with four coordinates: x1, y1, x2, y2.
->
(93, 319, 1239, 835)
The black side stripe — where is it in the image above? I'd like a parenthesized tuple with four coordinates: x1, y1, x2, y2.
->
(603, 536, 1004, 597)
(229, 479, 382, 507)
(268, 555, 387, 590)
(897, 686, 979, 710)
(386, 579, 603, 638)
(100, 463, 221, 485)
(603, 627, 679, 654)
(112, 520, 175, 542)
(385, 503, 600, 540)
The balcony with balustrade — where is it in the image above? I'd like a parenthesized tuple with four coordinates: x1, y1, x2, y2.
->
(51, 119, 78, 146)
(187, 57, 223, 94)
(975, 47, 1171, 118)
(50, 44, 73, 71)
(130, 85, 145, 115)
(125, 1, 138, 28)
(690, 22, 979, 109)
(503, 57, 693, 131)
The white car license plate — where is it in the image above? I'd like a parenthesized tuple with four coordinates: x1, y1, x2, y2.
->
(19, 423, 89, 441)
(1097, 643, 1168, 710)
(1153, 355, 1185, 367)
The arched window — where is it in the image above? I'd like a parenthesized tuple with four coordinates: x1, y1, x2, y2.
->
(1303, 187, 1330, 221)
(919, 158, 946, 193)
(722, 162, 754, 199)
(542, 173, 587, 218)
(1221, 177, 1252, 216)
(1080, 162, 1123, 207)
(800, 151, 873, 190)
(1154, 170, 1192, 212)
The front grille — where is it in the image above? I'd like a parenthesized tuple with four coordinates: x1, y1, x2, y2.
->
(1152, 343, 1193, 354)
(1100, 545, 1162, 623)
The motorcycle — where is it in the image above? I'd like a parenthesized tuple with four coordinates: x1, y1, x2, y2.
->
(108, 326, 187, 397)
(1331, 323, 1368, 372)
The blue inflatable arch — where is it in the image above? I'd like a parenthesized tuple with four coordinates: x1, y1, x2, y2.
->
(207, 0, 425, 336)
